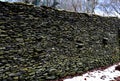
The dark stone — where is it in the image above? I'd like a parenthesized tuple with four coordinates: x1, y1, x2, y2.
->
(114, 76, 120, 81)
(102, 38, 108, 46)
(115, 65, 120, 71)
(0, 62, 4, 67)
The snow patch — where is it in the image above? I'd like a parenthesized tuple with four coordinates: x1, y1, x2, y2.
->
(64, 63, 120, 81)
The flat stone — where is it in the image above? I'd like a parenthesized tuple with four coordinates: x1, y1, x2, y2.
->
(9, 73, 16, 77)
(13, 76, 19, 80)
(0, 47, 6, 50)
(16, 38, 24, 42)
(46, 75, 56, 80)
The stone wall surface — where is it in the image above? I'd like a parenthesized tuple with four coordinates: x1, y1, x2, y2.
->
(0, 1, 120, 81)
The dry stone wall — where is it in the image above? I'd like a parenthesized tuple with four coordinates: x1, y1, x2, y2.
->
(0, 1, 120, 81)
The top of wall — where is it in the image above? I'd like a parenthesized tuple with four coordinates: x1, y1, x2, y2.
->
(0, 1, 119, 19)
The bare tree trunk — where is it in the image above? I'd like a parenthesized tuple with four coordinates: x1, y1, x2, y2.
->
(78, 0, 82, 12)
(71, 0, 77, 12)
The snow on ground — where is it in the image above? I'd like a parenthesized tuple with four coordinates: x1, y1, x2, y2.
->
(64, 63, 120, 81)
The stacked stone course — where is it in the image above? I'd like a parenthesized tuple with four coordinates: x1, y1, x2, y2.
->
(0, 1, 120, 81)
